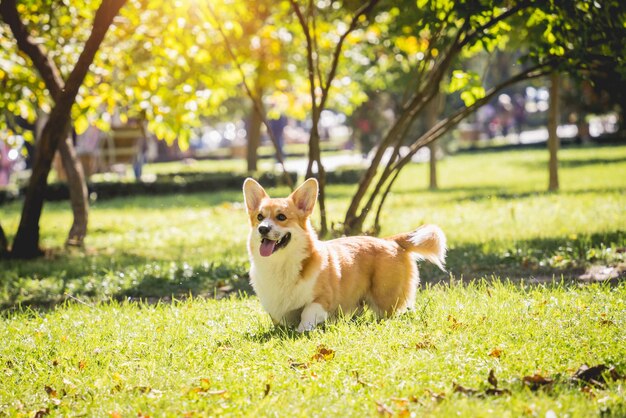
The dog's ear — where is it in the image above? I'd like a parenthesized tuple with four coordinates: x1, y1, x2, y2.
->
(289, 177, 318, 216)
(243, 178, 268, 214)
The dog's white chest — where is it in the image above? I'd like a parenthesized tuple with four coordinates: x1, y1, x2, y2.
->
(249, 253, 317, 323)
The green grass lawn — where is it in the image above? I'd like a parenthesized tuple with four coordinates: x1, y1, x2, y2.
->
(1, 282, 624, 417)
(1, 145, 625, 416)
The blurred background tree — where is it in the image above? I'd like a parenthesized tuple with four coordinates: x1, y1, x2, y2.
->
(1, 0, 624, 257)
(1, 0, 127, 257)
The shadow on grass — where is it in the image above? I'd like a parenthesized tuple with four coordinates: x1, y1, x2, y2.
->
(0, 251, 253, 313)
(388, 185, 624, 205)
(517, 155, 626, 169)
(1, 230, 623, 313)
(91, 190, 243, 211)
(420, 230, 625, 285)
(242, 313, 379, 342)
(243, 325, 309, 343)
(117, 262, 254, 302)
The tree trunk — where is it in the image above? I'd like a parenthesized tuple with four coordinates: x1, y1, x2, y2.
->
(6, 0, 127, 258)
(427, 92, 443, 189)
(343, 65, 549, 235)
(306, 110, 328, 237)
(58, 133, 89, 246)
(0, 222, 8, 258)
(548, 72, 560, 191)
(619, 94, 626, 134)
(247, 54, 266, 172)
(247, 100, 263, 172)
(12, 108, 71, 258)
(428, 142, 438, 190)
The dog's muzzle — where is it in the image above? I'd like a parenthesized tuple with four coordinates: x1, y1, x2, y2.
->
(259, 233, 292, 257)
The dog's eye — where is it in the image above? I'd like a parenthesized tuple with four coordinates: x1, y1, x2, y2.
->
(276, 214, 287, 221)
(257, 213, 264, 221)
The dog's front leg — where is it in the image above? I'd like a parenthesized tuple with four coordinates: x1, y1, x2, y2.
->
(297, 302, 328, 332)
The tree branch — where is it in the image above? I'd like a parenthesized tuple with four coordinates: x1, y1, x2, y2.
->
(351, 63, 551, 233)
(318, 0, 379, 110)
(402, 6, 454, 106)
(0, 0, 64, 98)
(61, 0, 127, 111)
(309, 0, 324, 90)
(458, 1, 533, 49)
(199, 3, 294, 188)
(290, 0, 319, 117)
(393, 63, 551, 172)
(290, 0, 319, 180)
(344, 13, 470, 231)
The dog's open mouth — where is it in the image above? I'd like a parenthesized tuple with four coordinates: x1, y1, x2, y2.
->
(259, 233, 291, 257)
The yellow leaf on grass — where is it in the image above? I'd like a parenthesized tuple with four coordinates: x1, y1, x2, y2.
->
(489, 348, 503, 358)
(311, 344, 335, 361)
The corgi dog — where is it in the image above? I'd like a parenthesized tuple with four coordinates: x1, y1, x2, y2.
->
(243, 177, 446, 332)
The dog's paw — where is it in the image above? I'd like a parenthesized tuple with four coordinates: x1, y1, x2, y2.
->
(296, 322, 315, 333)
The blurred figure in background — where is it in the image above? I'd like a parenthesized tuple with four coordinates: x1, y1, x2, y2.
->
(268, 114, 287, 161)
(0, 140, 11, 186)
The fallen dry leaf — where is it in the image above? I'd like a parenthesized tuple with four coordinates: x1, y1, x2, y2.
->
(485, 388, 511, 396)
(580, 385, 596, 398)
(352, 370, 374, 387)
(489, 348, 502, 358)
(573, 364, 606, 382)
(34, 409, 49, 418)
(424, 389, 446, 402)
(206, 390, 227, 396)
(134, 386, 152, 394)
(187, 378, 227, 397)
(390, 397, 410, 408)
(397, 407, 410, 418)
(571, 364, 624, 387)
(488, 369, 498, 388)
(289, 361, 309, 370)
(311, 345, 335, 361)
(388, 398, 416, 416)
(447, 315, 463, 330)
(44, 386, 58, 398)
(451, 372, 513, 398)
(453, 382, 479, 396)
(522, 373, 554, 390)
(375, 401, 393, 417)
(415, 340, 436, 350)
(609, 367, 624, 381)
(199, 378, 211, 391)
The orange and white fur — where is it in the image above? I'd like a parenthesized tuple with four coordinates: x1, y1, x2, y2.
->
(243, 177, 446, 332)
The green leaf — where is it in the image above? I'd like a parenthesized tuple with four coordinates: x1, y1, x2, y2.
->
(448, 70, 470, 93)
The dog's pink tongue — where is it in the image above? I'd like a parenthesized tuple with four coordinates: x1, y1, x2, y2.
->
(259, 239, 276, 257)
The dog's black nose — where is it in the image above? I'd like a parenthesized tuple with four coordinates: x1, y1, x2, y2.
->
(258, 225, 271, 235)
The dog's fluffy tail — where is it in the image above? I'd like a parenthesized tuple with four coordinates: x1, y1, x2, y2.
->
(389, 224, 447, 271)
